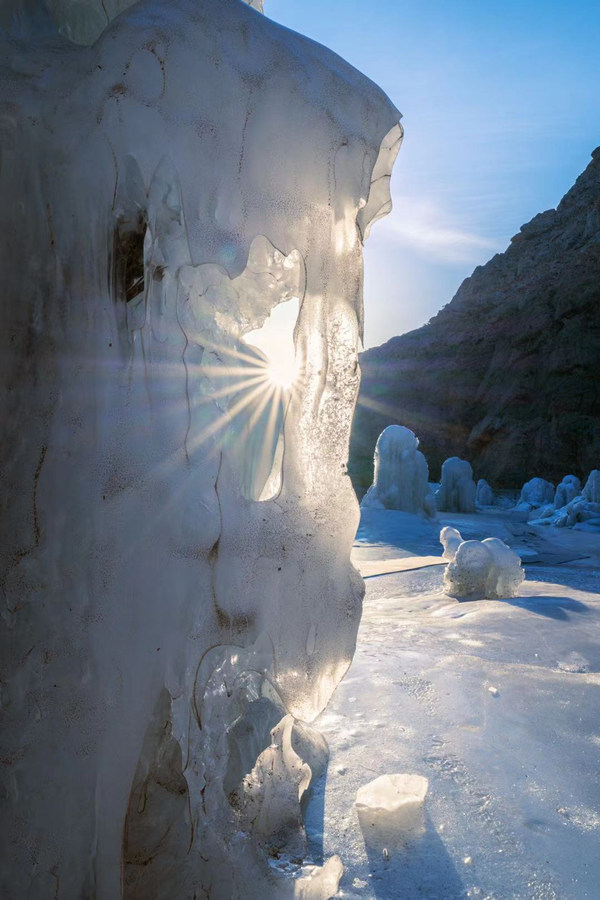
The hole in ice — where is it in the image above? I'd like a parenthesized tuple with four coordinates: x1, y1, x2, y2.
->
(112, 212, 147, 303)
(245, 297, 300, 391)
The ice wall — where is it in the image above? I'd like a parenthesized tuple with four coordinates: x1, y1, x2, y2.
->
(0, 1, 401, 897)
(361, 424, 434, 515)
(0, 0, 264, 45)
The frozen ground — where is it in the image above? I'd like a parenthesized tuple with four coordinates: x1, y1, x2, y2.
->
(305, 509, 600, 900)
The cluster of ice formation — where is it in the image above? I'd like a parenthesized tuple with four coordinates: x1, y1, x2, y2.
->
(0, 1, 401, 896)
(516, 476, 555, 511)
(435, 457, 476, 513)
(528, 470, 600, 532)
(475, 478, 494, 507)
(361, 425, 435, 515)
(442, 530, 524, 601)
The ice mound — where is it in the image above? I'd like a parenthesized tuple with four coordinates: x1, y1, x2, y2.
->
(443, 535, 524, 601)
(361, 425, 435, 516)
(435, 457, 476, 513)
(554, 475, 581, 508)
(476, 478, 494, 507)
(516, 476, 555, 511)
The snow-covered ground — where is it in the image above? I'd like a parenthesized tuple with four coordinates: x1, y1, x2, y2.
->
(305, 509, 600, 900)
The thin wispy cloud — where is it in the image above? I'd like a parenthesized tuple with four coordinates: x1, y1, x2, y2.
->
(385, 195, 501, 265)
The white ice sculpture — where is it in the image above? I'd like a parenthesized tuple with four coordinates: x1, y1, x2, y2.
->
(361, 424, 434, 515)
(443, 535, 524, 601)
(435, 457, 477, 513)
(554, 475, 582, 509)
(516, 476, 555, 511)
(476, 478, 494, 507)
(0, 1, 402, 897)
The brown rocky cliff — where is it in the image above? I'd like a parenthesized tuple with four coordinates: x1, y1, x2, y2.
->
(350, 148, 600, 493)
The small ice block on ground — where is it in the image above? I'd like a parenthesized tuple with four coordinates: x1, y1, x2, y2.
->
(355, 774, 429, 839)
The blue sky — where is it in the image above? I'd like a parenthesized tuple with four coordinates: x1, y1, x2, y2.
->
(265, 0, 600, 348)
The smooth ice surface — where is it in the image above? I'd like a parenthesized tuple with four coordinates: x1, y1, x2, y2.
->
(0, 2, 401, 896)
(305, 508, 600, 899)
(435, 457, 476, 513)
(361, 425, 433, 515)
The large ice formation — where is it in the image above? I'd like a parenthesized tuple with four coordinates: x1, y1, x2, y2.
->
(554, 475, 581, 508)
(361, 424, 434, 515)
(442, 531, 524, 601)
(476, 478, 494, 507)
(0, 1, 401, 896)
(516, 476, 555, 511)
(435, 457, 476, 513)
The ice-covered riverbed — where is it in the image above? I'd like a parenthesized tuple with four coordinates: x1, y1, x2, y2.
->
(306, 510, 600, 900)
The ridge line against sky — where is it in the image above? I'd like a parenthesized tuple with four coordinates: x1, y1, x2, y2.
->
(265, 0, 600, 349)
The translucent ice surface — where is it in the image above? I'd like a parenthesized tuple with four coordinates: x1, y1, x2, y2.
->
(356, 774, 428, 826)
(0, 1, 401, 896)
(361, 425, 434, 515)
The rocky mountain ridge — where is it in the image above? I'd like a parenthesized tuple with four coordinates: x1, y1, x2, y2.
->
(350, 147, 600, 494)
